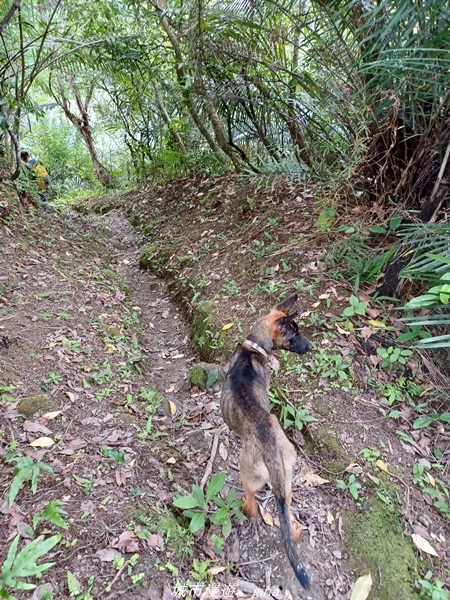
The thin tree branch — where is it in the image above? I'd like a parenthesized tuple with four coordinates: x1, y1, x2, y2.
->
(0, 0, 20, 34)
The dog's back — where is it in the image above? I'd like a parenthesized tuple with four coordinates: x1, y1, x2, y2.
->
(220, 345, 270, 438)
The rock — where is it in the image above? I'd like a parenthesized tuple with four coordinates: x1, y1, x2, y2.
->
(418, 458, 432, 471)
(189, 363, 224, 390)
(418, 514, 431, 528)
(332, 549, 342, 559)
(413, 523, 430, 539)
(17, 395, 59, 417)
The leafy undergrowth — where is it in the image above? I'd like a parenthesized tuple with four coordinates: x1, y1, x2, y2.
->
(0, 177, 449, 600)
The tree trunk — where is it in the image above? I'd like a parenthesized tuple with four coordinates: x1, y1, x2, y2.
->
(152, 82, 187, 154)
(52, 76, 113, 187)
(151, 0, 230, 168)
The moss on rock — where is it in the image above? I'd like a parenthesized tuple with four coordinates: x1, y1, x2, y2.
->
(189, 362, 224, 389)
(343, 500, 420, 599)
(17, 395, 59, 417)
(139, 244, 158, 270)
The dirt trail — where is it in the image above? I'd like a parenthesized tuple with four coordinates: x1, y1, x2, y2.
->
(103, 210, 194, 413)
(0, 204, 395, 600)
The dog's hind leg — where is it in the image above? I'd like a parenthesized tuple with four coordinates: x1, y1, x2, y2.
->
(240, 447, 269, 518)
(283, 445, 302, 541)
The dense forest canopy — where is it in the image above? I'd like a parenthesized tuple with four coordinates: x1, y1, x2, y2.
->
(0, 0, 448, 186)
(1, 0, 449, 339)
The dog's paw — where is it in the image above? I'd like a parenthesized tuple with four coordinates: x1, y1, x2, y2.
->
(291, 518, 304, 541)
(242, 497, 259, 519)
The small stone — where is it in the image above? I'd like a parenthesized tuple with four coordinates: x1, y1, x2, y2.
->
(332, 549, 342, 559)
(419, 514, 431, 528)
(189, 362, 224, 390)
(413, 523, 430, 540)
(418, 458, 432, 471)
(325, 578, 333, 587)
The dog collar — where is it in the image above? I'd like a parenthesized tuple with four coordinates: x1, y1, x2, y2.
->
(243, 339, 269, 358)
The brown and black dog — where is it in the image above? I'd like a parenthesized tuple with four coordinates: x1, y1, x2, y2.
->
(220, 293, 312, 590)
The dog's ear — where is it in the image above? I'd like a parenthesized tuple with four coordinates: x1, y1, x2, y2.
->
(276, 293, 298, 315)
(275, 312, 298, 333)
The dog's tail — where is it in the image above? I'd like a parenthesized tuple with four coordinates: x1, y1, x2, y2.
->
(275, 494, 310, 590)
(262, 433, 310, 590)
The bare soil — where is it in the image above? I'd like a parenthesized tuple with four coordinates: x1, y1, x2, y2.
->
(0, 177, 449, 600)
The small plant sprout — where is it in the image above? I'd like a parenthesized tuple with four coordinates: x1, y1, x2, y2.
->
(337, 474, 362, 500)
(7, 456, 54, 506)
(343, 294, 367, 318)
(173, 472, 245, 551)
(0, 534, 61, 596)
(376, 346, 413, 373)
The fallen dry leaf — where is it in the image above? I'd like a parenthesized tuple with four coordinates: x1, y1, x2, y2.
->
(360, 327, 373, 340)
(115, 467, 133, 486)
(411, 534, 439, 557)
(350, 573, 373, 600)
(42, 410, 61, 420)
(113, 530, 139, 553)
(95, 548, 122, 562)
(23, 421, 53, 435)
(260, 509, 274, 526)
(302, 470, 330, 487)
(166, 456, 177, 464)
(221, 322, 234, 331)
(64, 391, 76, 402)
(335, 323, 351, 336)
(345, 463, 364, 475)
(367, 319, 386, 328)
(208, 565, 227, 575)
(146, 533, 163, 548)
(65, 438, 87, 451)
(327, 511, 335, 524)
(375, 459, 389, 473)
(29, 436, 54, 448)
(300, 466, 329, 487)
(162, 584, 173, 600)
(218, 442, 228, 461)
(168, 400, 177, 416)
(426, 472, 436, 487)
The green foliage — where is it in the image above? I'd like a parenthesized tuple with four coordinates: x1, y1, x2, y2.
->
(399, 224, 450, 349)
(376, 347, 412, 373)
(269, 385, 318, 431)
(377, 376, 422, 407)
(189, 559, 212, 584)
(32, 500, 68, 530)
(7, 456, 54, 506)
(0, 534, 61, 596)
(310, 350, 354, 382)
(411, 462, 450, 519)
(337, 474, 361, 501)
(22, 110, 97, 197)
(67, 571, 95, 599)
(343, 295, 367, 318)
(173, 472, 245, 551)
(415, 571, 450, 600)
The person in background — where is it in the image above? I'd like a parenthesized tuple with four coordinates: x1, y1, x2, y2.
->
(20, 151, 50, 201)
